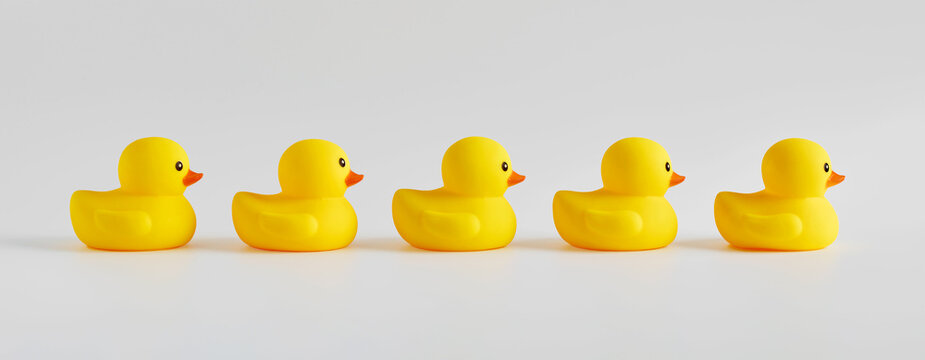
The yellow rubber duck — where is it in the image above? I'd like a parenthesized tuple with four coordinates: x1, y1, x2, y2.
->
(553, 137, 685, 251)
(70, 137, 203, 251)
(714, 138, 845, 251)
(392, 136, 525, 251)
(232, 139, 364, 252)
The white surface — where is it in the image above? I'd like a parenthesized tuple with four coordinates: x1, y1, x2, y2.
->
(1, 0, 924, 358)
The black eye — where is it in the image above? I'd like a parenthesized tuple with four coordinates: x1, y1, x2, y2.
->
(339, 158, 346, 168)
(824, 163, 830, 173)
(175, 161, 183, 171)
(501, 162, 509, 171)
(665, 162, 671, 172)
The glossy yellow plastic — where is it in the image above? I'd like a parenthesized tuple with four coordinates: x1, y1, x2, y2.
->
(70, 137, 203, 251)
(553, 137, 685, 251)
(392, 136, 525, 251)
(232, 139, 363, 251)
(714, 138, 845, 251)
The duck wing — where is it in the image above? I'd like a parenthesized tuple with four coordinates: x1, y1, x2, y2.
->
(258, 212, 319, 238)
(421, 210, 481, 240)
(94, 209, 153, 236)
(742, 213, 803, 240)
(583, 209, 643, 238)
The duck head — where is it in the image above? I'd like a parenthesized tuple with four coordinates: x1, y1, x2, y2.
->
(441, 136, 524, 196)
(762, 138, 844, 197)
(117, 137, 202, 195)
(601, 137, 684, 196)
(279, 139, 363, 197)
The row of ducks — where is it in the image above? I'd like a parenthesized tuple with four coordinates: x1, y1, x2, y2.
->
(70, 136, 844, 252)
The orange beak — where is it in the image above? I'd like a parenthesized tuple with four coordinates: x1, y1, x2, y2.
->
(345, 170, 364, 187)
(183, 170, 203, 186)
(826, 171, 845, 188)
(669, 172, 685, 187)
(507, 171, 525, 187)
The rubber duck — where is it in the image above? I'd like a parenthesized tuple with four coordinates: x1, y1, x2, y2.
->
(232, 139, 363, 251)
(70, 137, 203, 251)
(714, 138, 845, 251)
(392, 136, 525, 251)
(552, 137, 685, 251)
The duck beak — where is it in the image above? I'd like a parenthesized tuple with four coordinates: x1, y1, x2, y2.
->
(345, 170, 364, 187)
(507, 171, 525, 187)
(183, 170, 203, 186)
(826, 171, 845, 188)
(669, 172, 685, 187)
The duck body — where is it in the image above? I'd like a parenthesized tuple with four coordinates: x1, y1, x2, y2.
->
(231, 139, 364, 252)
(70, 190, 196, 250)
(714, 138, 844, 251)
(553, 138, 685, 251)
(232, 192, 357, 251)
(392, 136, 524, 251)
(714, 191, 838, 251)
(392, 188, 516, 251)
(69, 137, 202, 251)
(553, 189, 677, 251)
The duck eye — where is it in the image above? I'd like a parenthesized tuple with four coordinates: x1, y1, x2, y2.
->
(501, 162, 509, 172)
(665, 162, 671, 172)
(175, 161, 183, 171)
(339, 158, 346, 168)
(824, 163, 830, 173)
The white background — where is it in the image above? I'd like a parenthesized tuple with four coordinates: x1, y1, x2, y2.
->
(1, 0, 923, 358)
